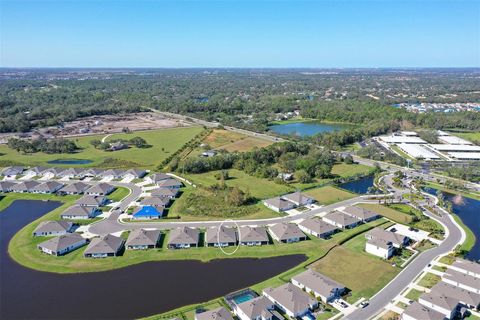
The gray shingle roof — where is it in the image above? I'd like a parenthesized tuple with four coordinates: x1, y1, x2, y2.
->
(38, 233, 85, 253)
(1, 166, 24, 176)
(343, 206, 379, 221)
(86, 183, 114, 195)
(33, 181, 64, 193)
(235, 296, 274, 320)
(84, 234, 124, 255)
(11, 181, 40, 192)
(453, 259, 480, 277)
(403, 301, 446, 320)
(430, 281, 480, 307)
(195, 307, 234, 320)
(61, 182, 90, 193)
(61, 205, 95, 218)
(140, 196, 168, 207)
(126, 229, 161, 247)
(282, 191, 314, 205)
(125, 169, 147, 178)
(263, 283, 317, 315)
(239, 226, 269, 243)
(443, 268, 480, 289)
(205, 226, 238, 244)
(33, 220, 73, 235)
(292, 269, 345, 300)
(269, 223, 305, 241)
(157, 179, 182, 188)
(365, 227, 407, 247)
(149, 173, 171, 183)
(75, 195, 107, 206)
(0, 181, 15, 192)
(151, 188, 178, 198)
(323, 211, 360, 227)
(264, 197, 295, 210)
(299, 218, 338, 236)
(168, 227, 199, 246)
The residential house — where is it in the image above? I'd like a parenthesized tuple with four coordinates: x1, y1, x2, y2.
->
(31, 181, 64, 194)
(25, 166, 49, 177)
(150, 188, 179, 199)
(201, 150, 217, 157)
(298, 218, 338, 239)
(157, 178, 182, 189)
(282, 191, 315, 207)
(123, 169, 147, 180)
(10, 181, 40, 193)
(0, 181, 15, 193)
(206, 226, 238, 247)
(263, 283, 318, 318)
(342, 206, 381, 222)
(234, 296, 275, 320)
(365, 238, 394, 259)
(291, 269, 346, 303)
(33, 220, 74, 237)
(101, 169, 125, 180)
(42, 167, 65, 179)
(109, 141, 128, 151)
(365, 227, 409, 249)
(195, 307, 234, 320)
(430, 282, 480, 311)
(58, 168, 84, 179)
(126, 229, 161, 250)
(442, 269, 480, 294)
(167, 227, 200, 249)
(81, 168, 105, 178)
(75, 195, 107, 207)
(451, 259, 480, 278)
(139, 196, 169, 208)
(1, 166, 24, 177)
(322, 211, 360, 229)
(146, 173, 171, 185)
(132, 206, 163, 220)
(268, 223, 306, 243)
(402, 301, 447, 320)
(38, 233, 87, 256)
(239, 226, 269, 246)
(84, 234, 124, 258)
(60, 205, 99, 220)
(85, 183, 115, 196)
(61, 182, 91, 195)
(263, 197, 296, 212)
(418, 291, 460, 319)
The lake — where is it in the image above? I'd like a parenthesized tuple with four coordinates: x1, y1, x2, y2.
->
(339, 175, 375, 194)
(268, 121, 352, 137)
(0, 200, 305, 319)
(423, 188, 480, 261)
(47, 159, 93, 165)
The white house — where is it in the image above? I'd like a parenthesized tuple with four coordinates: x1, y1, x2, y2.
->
(291, 269, 345, 303)
(365, 238, 394, 259)
(263, 283, 318, 318)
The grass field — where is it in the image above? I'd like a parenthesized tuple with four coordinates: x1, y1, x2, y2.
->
(358, 203, 413, 224)
(453, 131, 480, 144)
(417, 272, 441, 289)
(184, 169, 293, 199)
(330, 163, 374, 178)
(305, 186, 356, 205)
(405, 288, 424, 301)
(200, 129, 273, 152)
(107, 187, 130, 202)
(0, 126, 203, 169)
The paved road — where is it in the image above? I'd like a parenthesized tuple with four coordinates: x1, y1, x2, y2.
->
(345, 177, 465, 320)
(87, 195, 380, 235)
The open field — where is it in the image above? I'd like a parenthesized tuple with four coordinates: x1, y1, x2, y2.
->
(305, 186, 356, 205)
(184, 169, 293, 199)
(417, 272, 441, 288)
(0, 126, 203, 169)
(330, 163, 374, 178)
(107, 187, 130, 203)
(200, 129, 273, 152)
(358, 203, 413, 224)
(453, 131, 480, 144)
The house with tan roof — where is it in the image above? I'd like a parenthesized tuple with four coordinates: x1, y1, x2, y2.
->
(239, 226, 269, 246)
(298, 217, 338, 239)
(263, 283, 318, 318)
(291, 269, 345, 303)
(268, 223, 306, 243)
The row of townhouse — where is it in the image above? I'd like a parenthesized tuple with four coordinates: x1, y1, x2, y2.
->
(0, 180, 116, 198)
(2, 166, 147, 181)
(196, 269, 346, 320)
(402, 258, 480, 320)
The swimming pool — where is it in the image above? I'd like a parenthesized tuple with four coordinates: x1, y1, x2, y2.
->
(232, 293, 256, 304)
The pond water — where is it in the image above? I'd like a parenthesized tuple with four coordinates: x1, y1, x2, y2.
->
(339, 175, 375, 194)
(0, 200, 305, 319)
(268, 121, 352, 137)
(47, 159, 93, 165)
(423, 187, 480, 261)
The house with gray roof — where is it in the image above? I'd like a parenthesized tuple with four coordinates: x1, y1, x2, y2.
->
(126, 229, 161, 250)
(84, 234, 124, 258)
(10, 181, 40, 193)
(140, 196, 169, 208)
(81, 168, 105, 178)
(282, 191, 315, 207)
(195, 307, 234, 320)
(365, 227, 409, 248)
(233, 296, 275, 320)
(298, 217, 338, 239)
(263, 197, 296, 212)
(1, 166, 24, 177)
(123, 169, 147, 179)
(76, 195, 107, 207)
(442, 269, 480, 294)
(342, 206, 380, 222)
(25, 166, 49, 176)
(157, 178, 183, 189)
(451, 259, 480, 279)
(206, 226, 238, 247)
(239, 226, 269, 246)
(291, 269, 345, 303)
(431, 282, 480, 310)
(418, 291, 460, 319)
(42, 167, 65, 178)
(85, 183, 115, 196)
(168, 227, 200, 249)
(60, 182, 91, 195)
(32, 181, 64, 194)
(402, 301, 446, 320)
(33, 220, 74, 237)
(322, 211, 361, 229)
(365, 238, 394, 259)
(60, 205, 99, 220)
(269, 223, 306, 243)
(58, 168, 84, 179)
(0, 181, 15, 192)
(38, 233, 87, 256)
(263, 283, 318, 318)
(146, 173, 171, 185)
(150, 188, 179, 199)
(101, 169, 125, 179)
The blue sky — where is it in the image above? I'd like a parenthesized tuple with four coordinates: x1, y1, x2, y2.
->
(1, 0, 478, 67)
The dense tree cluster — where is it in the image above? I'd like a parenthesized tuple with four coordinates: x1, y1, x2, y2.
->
(89, 136, 149, 151)
(7, 137, 78, 154)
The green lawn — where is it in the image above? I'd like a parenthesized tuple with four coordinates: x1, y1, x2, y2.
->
(305, 186, 356, 205)
(330, 163, 374, 178)
(453, 131, 480, 144)
(452, 213, 476, 253)
(107, 187, 130, 202)
(184, 169, 293, 200)
(0, 126, 203, 169)
(405, 288, 424, 301)
(417, 272, 441, 289)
